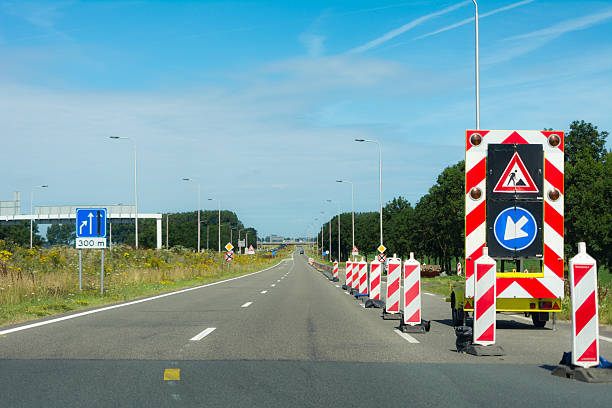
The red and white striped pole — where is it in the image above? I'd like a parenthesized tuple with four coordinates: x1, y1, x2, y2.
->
(369, 260, 381, 300)
(473, 247, 496, 346)
(403, 252, 421, 326)
(569, 242, 599, 368)
(358, 258, 368, 295)
(345, 260, 353, 289)
(333, 261, 339, 280)
(385, 255, 401, 315)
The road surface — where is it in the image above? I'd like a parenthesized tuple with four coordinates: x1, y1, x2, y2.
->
(1, 251, 611, 407)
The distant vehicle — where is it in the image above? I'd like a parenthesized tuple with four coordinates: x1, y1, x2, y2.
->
(300, 249, 304, 254)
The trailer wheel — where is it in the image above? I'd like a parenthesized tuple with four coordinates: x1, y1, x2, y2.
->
(532, 312, 548, 328)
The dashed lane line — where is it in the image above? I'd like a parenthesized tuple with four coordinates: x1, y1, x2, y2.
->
(241, 302, 253, 308)
(394, 329, 420, 344)
(271, 284, 276, 287)
(189, 327, 216, 341)
(260, 290, 268, 294)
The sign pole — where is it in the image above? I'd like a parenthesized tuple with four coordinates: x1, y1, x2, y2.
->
(100, 249, 105, 296)
(78, 249, 82, 292)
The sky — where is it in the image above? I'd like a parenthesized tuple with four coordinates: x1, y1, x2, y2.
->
(1, 0, 611, 238)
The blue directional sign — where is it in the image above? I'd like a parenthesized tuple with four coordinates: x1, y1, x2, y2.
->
(76, 208, 107, 238)
(493, 206, 537, 252)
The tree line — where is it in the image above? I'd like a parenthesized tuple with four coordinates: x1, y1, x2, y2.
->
(318, 120, 611, 271)
(0, 210, 258, 252)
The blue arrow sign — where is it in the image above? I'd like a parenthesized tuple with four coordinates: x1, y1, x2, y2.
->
(75, 208, 107, 238)
(493, 206, 537, 251)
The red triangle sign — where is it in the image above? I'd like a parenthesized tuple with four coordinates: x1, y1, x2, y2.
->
(493, 152, 539, 193)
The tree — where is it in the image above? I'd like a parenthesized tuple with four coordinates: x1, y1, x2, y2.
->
(565, 120, 608, 165)
(0, 221, 44, 247)
(47, 223, 75, 245)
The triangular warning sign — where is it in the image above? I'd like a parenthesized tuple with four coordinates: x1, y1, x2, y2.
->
(493, 152, 539, 193)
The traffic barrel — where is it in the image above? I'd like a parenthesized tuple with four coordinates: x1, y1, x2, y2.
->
(403, 252, 421, 326)
(369, 260, 382, 300)
(384, 255, 401, 315)
(569, 242, 600, 368)
(473, 247, 497, 346)
(332, 261, 339, 280)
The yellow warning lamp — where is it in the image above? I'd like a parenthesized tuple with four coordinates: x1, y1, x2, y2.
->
(548, 134, 561, 147)
(470, 133, 483, 146)
(469, 187, 482, 201)
(548, 189, 561, 201)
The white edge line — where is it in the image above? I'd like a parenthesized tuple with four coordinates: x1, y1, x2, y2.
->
(424, 293, 436, 297)
(394, 329, 420, 344)
(600, 335, 612, 343)
(241, 302, 253, 308)
(0, 258, 291, 336)
(189, 327, 216, 341)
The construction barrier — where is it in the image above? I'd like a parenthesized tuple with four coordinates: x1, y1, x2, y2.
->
(332, 261, 339, 280)
(403, 253, 421, 325)
(473, 247, 497, 346)
(569, 242, 600, 368)
(369, 260, 381, 300)
(385, 255, 401, 314)
(346, 260, 353, 289)
(358, 258, 368, 295)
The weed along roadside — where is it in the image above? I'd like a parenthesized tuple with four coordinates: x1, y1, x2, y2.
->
(0, 241, 291, 327)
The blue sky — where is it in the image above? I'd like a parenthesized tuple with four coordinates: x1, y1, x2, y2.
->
(1, 0, 611, 238)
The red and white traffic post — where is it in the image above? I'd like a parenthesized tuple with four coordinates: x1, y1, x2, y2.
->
(369, 260, 381, 300)
(357, 258, 368, 296)
(383, 255, 401, 319)
(332, 261, 339, 281)
(569, 242, 599, 368)
(400, 252, 426, 332)
(345, 260, 353, 290)
(472, 247, 498, 346)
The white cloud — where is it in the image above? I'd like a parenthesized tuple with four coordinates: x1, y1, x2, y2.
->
(347, 1, 470, 53)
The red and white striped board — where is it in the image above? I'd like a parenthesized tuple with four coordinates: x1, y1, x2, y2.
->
(345, 261, 353, 288)
(358, 259, 368, 294)
(385, 256, 401, 314)
(473, 247, 497, 346)
(465, 130, 564, 303)
(403, 253, 421, 326)
(333, 261, 339, 280)
(369, 261, 382, 300)
(569, 242, 599, 368)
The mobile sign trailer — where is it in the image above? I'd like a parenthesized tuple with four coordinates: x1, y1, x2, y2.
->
(449, 130, 564, 328)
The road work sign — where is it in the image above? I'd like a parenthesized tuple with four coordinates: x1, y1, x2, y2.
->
(247, 245, 255, 255)
(75, 208, 107, 249)
(487, 144, 543, 200)
(351, 245, 359, 256)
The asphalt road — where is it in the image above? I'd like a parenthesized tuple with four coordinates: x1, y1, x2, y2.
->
(1, 251, 611, 407)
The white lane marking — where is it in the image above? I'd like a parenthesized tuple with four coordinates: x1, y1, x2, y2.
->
(424, 293, 436, 297)
(190, 327, 216, 341)
(359, 303, 366, 308)
(241, 302, 253, 308)
(260, 290, 268, 294)
(344, 292, 350, 295)
(0, 258, 291, 336)
(600, 335, 612, 343)
(271, 284, 276, 287)
(277, 279, 281, 282)
(510, 314, 532, 323)
(394, 329, 420, 344)
(335, 285, 340, 288)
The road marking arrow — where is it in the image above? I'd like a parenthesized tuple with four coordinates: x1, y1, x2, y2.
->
(504, 215, 528, 241)
(87, 212, 94, 235)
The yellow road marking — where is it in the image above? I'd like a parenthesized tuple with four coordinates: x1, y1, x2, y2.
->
(164, 368, 180, 381)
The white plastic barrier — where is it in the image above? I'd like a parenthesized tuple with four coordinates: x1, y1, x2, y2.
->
(403, 253, 421, 325)
(385, 256, 401, 314)
(473, 247, 496, 346)
(369, 261, 381, 300)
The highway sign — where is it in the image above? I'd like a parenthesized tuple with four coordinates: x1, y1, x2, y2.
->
(487, 202, 543, 257)
(238, 240, 245, 248)
(377, 245, 386, 253)
(225, 242, 234, 252)
(225, 251, 234, 262)
(487, 144, 543, 199)
(75, 208, 107, 249)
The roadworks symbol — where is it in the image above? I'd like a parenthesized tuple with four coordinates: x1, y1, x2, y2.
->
(493, 152, 538, 193)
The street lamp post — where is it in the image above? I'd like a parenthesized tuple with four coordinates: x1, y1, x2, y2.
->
(208, 198, 221, 252)
(30, 184, 48, 248)
(110, 136, 138, 248)
(327, 199, 341, 261)
(355, 138, 383, 247)
(183, 178, 201, 252)
(166, 213, 170, 249)
(473, 0, 480, 130)
(336, 180, 355, 256)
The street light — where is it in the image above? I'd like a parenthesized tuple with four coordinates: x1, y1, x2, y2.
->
(182, 178, 201, 252)
(30, 184, 48, 248)
(336, 179, 355, 256)
(473, 0, 480, 130)
(355, 138, 383, 247)
(208, 197, 221, 252)
(327, 199, 341, 262)
(110, 136, 138, 248)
